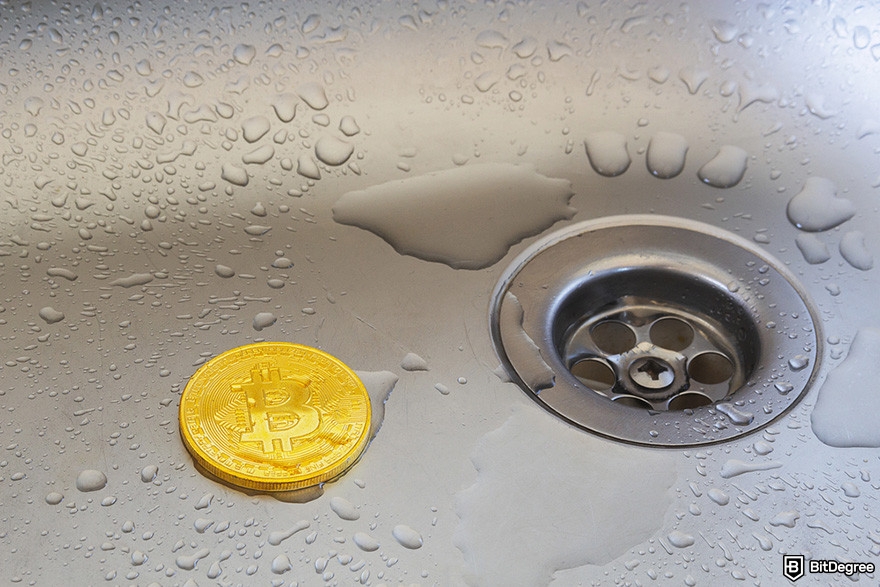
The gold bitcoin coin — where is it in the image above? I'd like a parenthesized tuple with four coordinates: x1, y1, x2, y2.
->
(179, 342, 371, 491)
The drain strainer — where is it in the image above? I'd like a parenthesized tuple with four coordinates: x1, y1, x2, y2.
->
(490, 215, 821, 447)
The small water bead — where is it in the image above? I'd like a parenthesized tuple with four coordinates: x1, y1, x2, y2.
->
(392, 525, 423, 549)
(839, 231, 873, 271)
(315, 136, 354, 166)
(697, 146, 748, 188)
(252, 312, 276, 331)
(329, 496, 360, 520)
(272, 94, 298, 122)
(583, 131, 631, 177)
(221, 164, 249, 186)
(232, 44, 256, 65)
(667, 530, 695, 548)
(45, 492, 64, 505)
(76, 469, 107, 492)
(298, 83, 329, 110)
(786, 177, 855, 232)
(646, 132, 688, 179)
(788, 355, 809, 371)
(794, 234, 830, 264)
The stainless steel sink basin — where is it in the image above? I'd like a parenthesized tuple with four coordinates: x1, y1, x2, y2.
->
(2, 1, 879, 585)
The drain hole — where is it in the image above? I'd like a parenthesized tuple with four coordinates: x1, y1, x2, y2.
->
(688, 352, 734, 384)
(649, 317, 694, 351)
(613, 395, 653, 409)
(571, 358, 615, 390)
(590, 321, 637, 354)
(491, 216, 821, 446)
(668, 392, 713, 410)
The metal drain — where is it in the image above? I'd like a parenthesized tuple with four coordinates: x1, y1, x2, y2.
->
(490, 215, 822, 447)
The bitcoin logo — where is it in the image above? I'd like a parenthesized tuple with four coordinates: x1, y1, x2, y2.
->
(236, 364, 321, 452)
(179, 343, 371, 492)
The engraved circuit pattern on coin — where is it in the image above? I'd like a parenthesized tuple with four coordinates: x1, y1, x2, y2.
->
(179, 342, 371, 491)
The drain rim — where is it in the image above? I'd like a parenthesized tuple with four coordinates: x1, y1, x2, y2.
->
(489, 215, 823, 447)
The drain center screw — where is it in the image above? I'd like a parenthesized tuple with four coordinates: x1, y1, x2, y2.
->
(611, 341, 689, 400)
(630, 357, 674, 389)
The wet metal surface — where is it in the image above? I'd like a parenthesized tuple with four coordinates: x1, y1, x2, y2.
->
(1, 1, 879, 585)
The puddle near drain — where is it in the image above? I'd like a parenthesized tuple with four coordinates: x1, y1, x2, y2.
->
(811, 328, 880, 447)
(332, 163, 574, 269)
(454, 404, 675, 585)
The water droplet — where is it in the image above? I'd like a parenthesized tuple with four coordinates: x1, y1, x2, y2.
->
(268, 520, 310, 545)
(646, 132, 688, 179)
(298, 82, 329, 110)
(474, 72, 500, 93)
(315, 136, 354, 166)
(215, 264, 235, 278)
(853, 25, 871, 49)
(716, 403, 754, 425)
(513, 37, 538, 58)
(774, 382, 794, 395)
(397, 352, 429, 373)
(76, 469, 108, 492)
(787, 177, 856, 232)
(720, 459, 782, 478)
(697, 146, 748, 188)
(788, 355, 809, 371)
(794, 233, 830, 264)
(252, 312, 276, 331)
(805, 93, 836, 119)
(271, 257, 293, 269)
(297, 154, 322, 179)
(737, 82, 779, 113)
(339, 116, 360, 136)
(753, 441, 773, 455)
(242, 145, 275, 165)
(38, 306, 65, 324)
(584, 131, 631, 177)
(841, 482, 860, 498)
(648, 66, 670, 84)
(221, 164, 249, 186)
(329, 496, 360, 520)
(476, 29, 507, 49)
(271, 554, 293, 574)
(232, 43, 256, 65)
(392, 525, 423, 549)
(241, 116, 271, 143)
(45, 492, 64, 505)
(710, 20, 738, 43)
(135, 59, 152, 76)
(667, 530, 695, 548)
(354, 531, 380, 552)
(839, 231, 873, 271)
(183, 71, 205, 87)
(769, 510, 799, 528)
(140, 465, 158, 483)
(707, 487, 730, 505)
(679, 67, 709, 94)
(546, 40, 572, 61)
(176, 548, 210, 570)
(272, 94, 298, 122)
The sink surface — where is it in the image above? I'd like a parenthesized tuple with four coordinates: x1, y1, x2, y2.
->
(1, 1, 879, 584)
